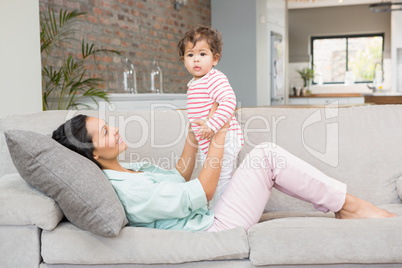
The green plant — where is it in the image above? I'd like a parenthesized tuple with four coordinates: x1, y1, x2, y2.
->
(40, 7, 120, 110)
(297, 67, 314, 88)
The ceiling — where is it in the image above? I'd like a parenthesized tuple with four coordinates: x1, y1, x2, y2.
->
(288, 0, 381, 9)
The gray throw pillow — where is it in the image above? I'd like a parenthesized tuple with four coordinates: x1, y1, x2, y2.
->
(4, 130, 128, 237)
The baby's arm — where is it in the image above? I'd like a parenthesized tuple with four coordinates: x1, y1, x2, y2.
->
(204, 73, 236, 134)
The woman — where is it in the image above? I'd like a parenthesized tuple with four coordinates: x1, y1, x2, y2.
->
(52, 114, 395, 232)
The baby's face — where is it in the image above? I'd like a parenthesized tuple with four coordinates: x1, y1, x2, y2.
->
(182, 39, 219, 80)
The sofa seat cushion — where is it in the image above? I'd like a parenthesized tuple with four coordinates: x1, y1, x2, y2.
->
(41, 222, 249, 265)
(259, 210, 334, 222)
(0, 173, 63, 230)
(248, 204, 402, 266)
(0, 225, 42, 268)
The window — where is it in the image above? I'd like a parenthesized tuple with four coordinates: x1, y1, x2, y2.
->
(311, 34, 384, 84)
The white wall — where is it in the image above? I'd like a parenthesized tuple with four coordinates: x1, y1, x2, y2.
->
(211, 0, 287, 107)
(257, 0, 287, 106)
(0, 0, 42, 118)
(211, 0, 258, 107)
(391, 4, 402, 92)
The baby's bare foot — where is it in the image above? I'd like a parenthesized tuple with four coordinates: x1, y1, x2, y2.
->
(335, 194, 397, 219)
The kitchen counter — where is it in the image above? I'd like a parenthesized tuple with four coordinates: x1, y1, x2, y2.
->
(287, 93, 365, 105)
(289, 93, 363, 98)
(362, 92, 402, 104)
(288, 92, 402, 105)
(268, 103, 369, 108)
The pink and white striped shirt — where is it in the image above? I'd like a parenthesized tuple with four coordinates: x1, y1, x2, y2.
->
(187, 69, 243, 154)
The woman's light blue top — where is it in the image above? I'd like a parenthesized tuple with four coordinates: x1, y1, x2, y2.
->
(103, 162, 214, 231)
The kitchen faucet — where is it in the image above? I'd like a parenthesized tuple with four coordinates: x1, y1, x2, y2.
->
(367, 61, 384, 92)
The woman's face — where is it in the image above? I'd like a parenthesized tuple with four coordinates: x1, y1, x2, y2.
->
(86, 117, 128, 161)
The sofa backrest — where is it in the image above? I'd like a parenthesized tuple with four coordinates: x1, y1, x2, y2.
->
(1, 111, 75, 176)
(236, 105, 402, 212)
(0, 109, 190, 178)
(2, 105, 402, 213)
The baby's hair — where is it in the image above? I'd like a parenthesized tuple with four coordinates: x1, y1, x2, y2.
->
(177, 25, 223, 59)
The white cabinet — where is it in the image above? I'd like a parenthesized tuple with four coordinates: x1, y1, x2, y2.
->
(77, 94, 187, 111)
(288, 97, 364, 105)
(391, 10, 402, 91)
(287, 98, 308, 105)
(308, 97, 350, 105)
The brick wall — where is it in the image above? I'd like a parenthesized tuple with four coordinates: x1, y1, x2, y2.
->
(39, 0, 211, 93)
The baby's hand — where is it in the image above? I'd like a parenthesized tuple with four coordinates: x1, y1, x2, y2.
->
(193, 120, 214, 140)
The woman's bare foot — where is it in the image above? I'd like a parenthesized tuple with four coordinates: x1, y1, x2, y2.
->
(335, 194, 397, 219)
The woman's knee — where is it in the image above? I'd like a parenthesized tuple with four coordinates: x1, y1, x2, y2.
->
(255, 142, 281, 150)
(253, 142, 289, 158)
(256, 142, 273, 147)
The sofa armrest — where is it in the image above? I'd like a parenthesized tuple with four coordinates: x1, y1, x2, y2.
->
(0, 225, 42, 268)
(397, 176, 402, 201)
(0, 173, 63, 230)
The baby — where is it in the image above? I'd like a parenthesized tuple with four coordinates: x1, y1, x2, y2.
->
(177, 25, 243, 208)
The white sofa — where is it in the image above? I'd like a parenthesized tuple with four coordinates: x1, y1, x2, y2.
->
(1, 105, 402, 267)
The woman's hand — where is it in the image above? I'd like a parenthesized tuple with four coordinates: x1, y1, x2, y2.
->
(187, 122, 198, 146)
(193, 121, 214, 140)
(193, 102, 220, 140)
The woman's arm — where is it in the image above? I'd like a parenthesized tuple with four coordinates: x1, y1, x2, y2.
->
(176, 103, 219, 181)
(175, 125, 198, 182)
